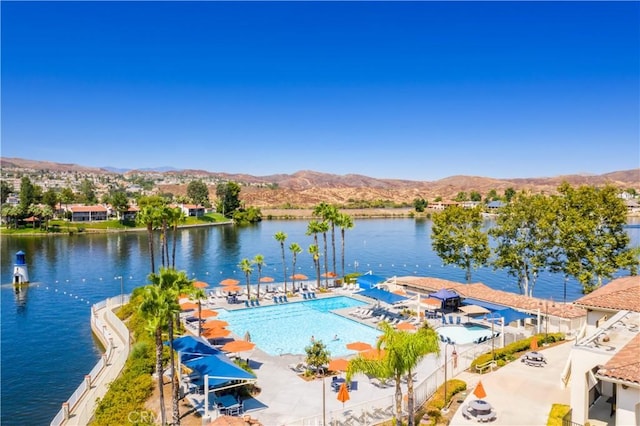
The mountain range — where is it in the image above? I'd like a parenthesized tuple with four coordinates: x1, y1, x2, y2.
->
(1, 157, 638, 208)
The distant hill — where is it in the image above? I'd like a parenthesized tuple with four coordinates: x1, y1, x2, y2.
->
(1, 157, 638, 208)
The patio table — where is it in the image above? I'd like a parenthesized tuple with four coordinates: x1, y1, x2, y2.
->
(469, 399, 492, 413)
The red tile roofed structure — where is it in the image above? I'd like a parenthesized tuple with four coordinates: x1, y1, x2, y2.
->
(573, 276, 640, 313)
(597, 334, 640, 385)
(395, 276, 586, 319)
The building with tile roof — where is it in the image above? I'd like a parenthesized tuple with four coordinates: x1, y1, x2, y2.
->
(566, 276, 640, 426)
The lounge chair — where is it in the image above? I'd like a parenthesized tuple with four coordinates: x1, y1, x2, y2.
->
(283, 295, 289, 303)
(244, 300, 250, 308)
(448, 315, 454, 324)
(273, 296, 279, 304)
(441, 315, 446, 325)
(255, 300, 260, 306)
(311, 292, 317, 299)
(456, 316, 461, 325)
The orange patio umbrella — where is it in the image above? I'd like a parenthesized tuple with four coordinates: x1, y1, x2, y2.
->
(396, 322, 416, 331)
(202, 327, 231, 339)
(259, 276, 274, 283)
(193, 281, 209, 289)
(180, 302, 199, 311)
(322, 271, 338, 278)
(346, 341, 373, 352)
(222, 285, 242, 293)
(337, 382, 350, 406)
(220, 278, 240, 286)
(199, 309, 219, 318)
(290, 273, 308, 281)
(361, 348, 386, 360)
(473, 381, 487, 399)
(530, 336, 539, 351)
(202, 319, 229, 329)
(221, 340, 256, 353)
(393, 289, 407, 296)
(328, 358, 350, 372)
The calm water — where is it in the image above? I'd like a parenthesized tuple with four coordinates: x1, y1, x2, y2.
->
(216, 296, 378, 357)
(1, 218, 638, 425)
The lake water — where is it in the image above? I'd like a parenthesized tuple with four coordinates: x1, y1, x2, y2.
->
(2, 217, 638, 425)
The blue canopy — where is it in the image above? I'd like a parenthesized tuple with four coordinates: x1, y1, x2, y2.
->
(185, 354, 256, 388)
(167, 335, 221, 362)
(356, 274, 388, 289)
(484, 308, 532, 325)
(430, 288, 460, 301)
(358, 287, 408, 305)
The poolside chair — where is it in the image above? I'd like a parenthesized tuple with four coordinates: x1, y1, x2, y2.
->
(255, 300, 260, 306)
(441, 315, 446, 325)
(311, 292, 317, 299)
(448, 315, 454, 324)
(273, 296, 279, 304)
(283, 295, 289, 303)
(456, 316, 461, 325)
(244, 300, 251, 308)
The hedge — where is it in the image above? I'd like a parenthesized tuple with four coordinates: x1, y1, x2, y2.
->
(470, 333, 565, 370)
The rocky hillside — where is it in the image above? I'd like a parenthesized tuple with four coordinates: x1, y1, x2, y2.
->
(2, 157, 637, 208)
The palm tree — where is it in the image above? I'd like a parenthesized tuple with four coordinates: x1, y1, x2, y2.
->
(336, 213, 354, 277)
(136, 201, 163, 274)
(308, 244, 321, 290)
(313, 203, 339, 275)
(148, 267, 192, 425)
(288, 242, 302, 293)
(318, 221, 330, 288)
(347, 322, 439, 426)
(239, 258, 253, 300)
(169, 207, 187, 268)
(138, 284, 169, 425)
(253, 254, 265, 299)
(274, 231, 288, 289)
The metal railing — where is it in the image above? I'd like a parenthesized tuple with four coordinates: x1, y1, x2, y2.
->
(50, 295, 130, 426)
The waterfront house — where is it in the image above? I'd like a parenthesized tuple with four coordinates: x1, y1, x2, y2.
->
(68, 204, 108, 222)
(179, 203, 205, 217)
(566, 276, 640, 426)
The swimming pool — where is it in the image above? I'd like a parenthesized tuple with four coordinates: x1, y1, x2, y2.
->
(437, 324, 493, 345)
(215, 296, 381, 357)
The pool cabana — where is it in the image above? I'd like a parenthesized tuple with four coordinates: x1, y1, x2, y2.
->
(429, 288, 462, 312)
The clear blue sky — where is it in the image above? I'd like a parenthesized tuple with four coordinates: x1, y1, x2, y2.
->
(2, 1, 638, 181)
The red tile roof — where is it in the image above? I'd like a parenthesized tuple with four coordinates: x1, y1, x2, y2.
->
(573, 276, 640, 313)
(69, 205, 107, 213)
(395, 276, 586, 319)
(598, 334, 640, 385)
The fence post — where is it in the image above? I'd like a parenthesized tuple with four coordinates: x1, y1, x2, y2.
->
(84, 374, 92, 389)
(62, 402, 70, 421)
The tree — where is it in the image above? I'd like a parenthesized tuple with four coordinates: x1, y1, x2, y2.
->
(431, 206, 490, 283)
(335, 213, 354, 277)
(239, 258, 254, 300)
(253, 254, 265, 299)
(485, 189, 498, 203)
(413, 198, 427, 212)
(308, 244, 321, 290)
(169, 207, 187, 268)
(288, 242, 302, 293)
(504, 187, 516, 202)
(42, 189, 59, 214)
(318, 221, 330, 288)
(110, 191, 130, 222)
(347, 322, 440, 426)
(137, 196, 166, 274)
(186, 180, 210, 207)
(470, 191, 482, 202)
(0, 180, 12, 204)
(216, 181, 241, 218)
(454, 192, 468, 202)
(304, 339, 330, 376)
(274, 231, 288, 289)
(148, 267, 192, 425)
(138, 284, 169, 426)
(19, 176, 36, 211)
(555, 183, 636, 293)
(60, 187, 75, 211)
(78, 178, 97, 204)
(489, 192, 557, 296)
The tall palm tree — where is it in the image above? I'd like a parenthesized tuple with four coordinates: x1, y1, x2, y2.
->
(274, 231, 288, 289)
(148, 267, 192, 426)
(313, 203, 339, 275)
(308, 244, 321, 290)
(306, 220, 322, 256)
(336, 213, 354, 277)
(138, 284, 169, 425)
(170, 207, 187, 268)
(239, 258, 253, 300)
(288, 242, 302, 293)
(317, 221, 330, 288)
(253, 254, 265, 299)
(137, 197, 165, 273)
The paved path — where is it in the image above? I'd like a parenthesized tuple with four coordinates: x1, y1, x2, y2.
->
(63, 301, 129, 426)
(450, 342, 572, 425)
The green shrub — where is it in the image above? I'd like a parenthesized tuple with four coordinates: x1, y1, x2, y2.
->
(426, 379, 466, 410)
(547, 403, 571, 426)
(470, 333, 565, 369)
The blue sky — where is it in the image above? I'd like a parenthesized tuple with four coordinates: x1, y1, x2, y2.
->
(2, 1, 638, 181)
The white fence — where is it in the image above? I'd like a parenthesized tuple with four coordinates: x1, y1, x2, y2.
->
(50, 295, 130, 426)
(292, 341, 493, 425)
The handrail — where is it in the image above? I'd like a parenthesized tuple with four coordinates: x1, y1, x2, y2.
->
(475, 359, 497, 374)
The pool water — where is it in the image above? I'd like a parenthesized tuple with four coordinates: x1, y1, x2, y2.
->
(215, 296, 381, 357)
(437, 324, 493, 345)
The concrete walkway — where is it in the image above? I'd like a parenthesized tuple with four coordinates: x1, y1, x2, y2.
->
(62, 300, 129, 426)
(450, 341, 573, 425)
